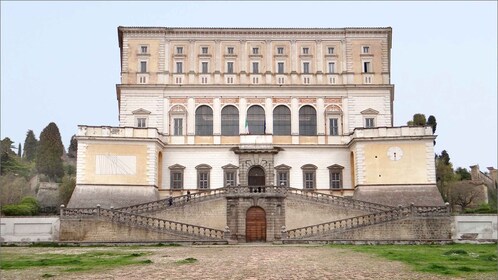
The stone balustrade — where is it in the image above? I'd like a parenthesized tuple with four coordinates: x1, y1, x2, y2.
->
(286, 203, 450, 239)
(77, 125, 168, 143)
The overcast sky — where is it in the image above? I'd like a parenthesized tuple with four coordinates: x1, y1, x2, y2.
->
(1, 1, 496, 171)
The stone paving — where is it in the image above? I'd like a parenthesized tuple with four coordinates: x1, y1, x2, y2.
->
(2, 244, 495, 280)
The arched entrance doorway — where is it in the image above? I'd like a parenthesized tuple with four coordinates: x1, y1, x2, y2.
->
(248, 166, 265, 186)
(246, 206, 266, 242)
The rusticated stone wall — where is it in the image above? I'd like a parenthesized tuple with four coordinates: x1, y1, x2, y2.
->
(285, 195, 369, 230)
(60, 219, 192, 242)
(149, 196, 227, 230)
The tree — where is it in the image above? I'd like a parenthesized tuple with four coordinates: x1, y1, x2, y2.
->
(18, 143, 21, 157)
(23, 130, 38, 161)
(36, 122, 64, 181)
(407, 113, 427, 126)
(427, 115, 437, 134)
(59, 175, 76, 206)
(449, 183, 483, 212)
(455, 167, 472, 181)
(67, 134, 78, 159)
(436, 150, 457, 202)
(0, 174, 33, 205)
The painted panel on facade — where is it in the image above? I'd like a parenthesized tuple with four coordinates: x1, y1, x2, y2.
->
(96, 155, 137, 175)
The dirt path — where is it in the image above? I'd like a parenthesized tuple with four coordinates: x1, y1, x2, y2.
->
(0, 245, 492, 280)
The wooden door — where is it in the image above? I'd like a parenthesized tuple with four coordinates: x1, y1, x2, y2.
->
(246, 207, 266, 242)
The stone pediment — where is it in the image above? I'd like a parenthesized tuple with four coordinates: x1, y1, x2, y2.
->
(222, 164, 239, 170)
(360, 108, 379, 115)
(327, 164, 344, 170)
(168, 164, 185, 170)
(274, 164, 291, 170)
(195, 164, 212, 170)
(132, 108, 151, 115)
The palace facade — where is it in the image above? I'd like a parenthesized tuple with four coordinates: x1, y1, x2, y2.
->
(68, 27, 443, 209)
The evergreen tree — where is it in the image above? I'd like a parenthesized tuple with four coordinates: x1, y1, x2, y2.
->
(407, 113, 427, 126)
(18, 143, 22, 157)
(427, 115, 437, 134)
(67, 134, 78, 159)
(455, 167, 472, 181)
(36, 122, 64, 180)
(436, 150, 457, 202)
(23, 130, 38, 161)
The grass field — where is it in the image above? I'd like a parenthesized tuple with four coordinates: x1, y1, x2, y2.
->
(335, 243, 498, 277)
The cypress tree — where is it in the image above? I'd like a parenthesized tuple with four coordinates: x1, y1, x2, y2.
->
(36, 122, 64, 180)
(67, 134, 78, 159)
(18, 143, 22, 157)
(427, 115, 437, 134)
(23, 130, 38, 161)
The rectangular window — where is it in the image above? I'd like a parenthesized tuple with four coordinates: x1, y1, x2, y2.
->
(137, 118, 146, 128)
(225, 172, 236, 187)
(328, 47, 334, 54)
(330, 118, 339, 136)
(363, 46, 369, 53)
(227, 47, 234, 54)
(176, 47, 183, 54)
(302, 47, 309, 54)
(277, 171, 289, 187)
(198, 172, 209, 189)
(277, 62, 284, 74)
(330, 172, 342, 189)
(141, 46, 148, 54)
(171, 172, 183, 189)
(202, 62, 208, 74)
(304, 172, 315, 189)
(140, 61, 147, 73)
(365, 118, 375, 128)
(176, 62, 183, 73)
(277, 47, 284, 54)
(252, 47, 259, 55)
(363, 61, 371, 73)
(252, 62, 259, 74)
(201, 47, 208, 54)
(328, 62, 335, 74)
(174, 118, 183, 136)
(303, 62, 310, 74)
(227, 62, 234, 74)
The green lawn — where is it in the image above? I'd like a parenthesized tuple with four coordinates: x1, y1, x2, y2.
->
(335, 243, 497, 277)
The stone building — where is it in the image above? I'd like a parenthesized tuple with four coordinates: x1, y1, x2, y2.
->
(66, 27, 446, 243)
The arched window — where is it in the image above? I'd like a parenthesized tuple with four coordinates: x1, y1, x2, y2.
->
(221, 105, 239, 136)
(247, 105, 265, 135)
(273, 105, 291, 135)
(195, 105, 213, 136)
(299, 105, 317, 136)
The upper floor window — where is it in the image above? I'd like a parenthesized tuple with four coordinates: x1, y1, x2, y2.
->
(277, 62, 284, 74)
(196, 164, 212, 189)
(328, 62, 335, 74)
(273, 105, 291, 136)
(247, 105, 265, 135)
(329, 118, 339, 136)
(301, 164, 317, 189)
(201, 62, 208, 74)
(221, 105, 239, 136)
(302, 47, 309, 54)
(136, 117, 147, 128)
(140, 61, 147, 73)
(365, 118, 375, 128)
(252, 62, 259, 74)
(176, 62, 183, 73)
(173, 118, 183, 136)
(227, 47, 234, 54)
(222, 164, 238, 187)
(303, 62, 310, 74)
(195, 105, 213, 136)
(227, 62, 234, 74)
(275, 164, 291, 187)
(140, 46, 148, 54)
(169, 164, 185, 190)
(252, 47, 259, 55)
(176, 47, 183, 54)
(277, 47, 284, 54)
(363, 46, 370, 53)
(299, 105, 317, 136)
(328, 47, 334, 54)
(201, 47, 208, 54)
(363, 61, 371, 73)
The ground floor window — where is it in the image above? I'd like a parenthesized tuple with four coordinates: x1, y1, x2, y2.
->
(328, 164, 344, 189)
(169, 164, 185, 190)
(277, 171, 289, 187)
(196, 164, 212, 189)
(301, 164, 317, 189)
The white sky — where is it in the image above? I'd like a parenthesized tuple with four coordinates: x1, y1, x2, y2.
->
(1, 1, 497, 171)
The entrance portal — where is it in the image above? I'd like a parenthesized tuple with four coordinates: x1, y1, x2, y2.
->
(246, 206, 266, 242)
(248, 166, 265, 186)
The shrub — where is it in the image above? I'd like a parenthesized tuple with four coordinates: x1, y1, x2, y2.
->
(1, 196, 40, 216)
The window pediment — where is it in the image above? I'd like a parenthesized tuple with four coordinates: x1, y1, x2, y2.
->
(361, 108, 379, 115)
(169, 164, 185, 170)
(327, 164, 344, 170)
(132, 108, 151, 115)
(275, 164, 291, 170)
(222, 163, 239, 170)
(195, 164, 212, 170)
(301, 164, 317, 170)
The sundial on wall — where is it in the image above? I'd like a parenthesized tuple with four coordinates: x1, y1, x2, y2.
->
(387, 146, 403, 161)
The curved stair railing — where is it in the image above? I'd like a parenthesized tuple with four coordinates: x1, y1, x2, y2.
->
(287, 187, 394, 212)
(286, 204, 449, 239)
(61, 206, 224, 240)
(116, 188, 227, 214)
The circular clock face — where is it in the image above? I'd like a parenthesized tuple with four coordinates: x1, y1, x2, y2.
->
(387, 146, 403, 161)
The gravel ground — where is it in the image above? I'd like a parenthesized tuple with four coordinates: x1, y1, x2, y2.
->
(1, 244, 496, 280)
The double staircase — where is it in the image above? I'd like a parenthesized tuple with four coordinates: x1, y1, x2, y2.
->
(61, 186, 449, 242)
